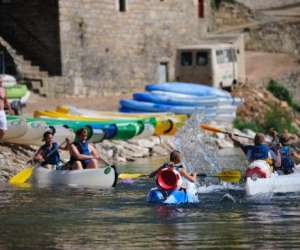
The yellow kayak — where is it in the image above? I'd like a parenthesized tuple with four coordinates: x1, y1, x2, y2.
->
(34, 110, 186, 135)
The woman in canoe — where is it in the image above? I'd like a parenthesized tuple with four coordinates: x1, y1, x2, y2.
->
(33, 131, 69, 170)
(68, 127, 106, 170)
(149, 150, 197, 190)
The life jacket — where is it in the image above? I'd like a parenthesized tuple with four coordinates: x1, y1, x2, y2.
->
(247, 144, 270, 162)
(70, 141, 91, 162)
(41, 142, 61, 166)
(280, 146, 294, 175)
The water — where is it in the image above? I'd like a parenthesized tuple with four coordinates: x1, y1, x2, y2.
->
(1, 158, 300, 250)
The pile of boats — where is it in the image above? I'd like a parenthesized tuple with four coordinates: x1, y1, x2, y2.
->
(120, 82, 242, 123)
(1, 74, 31, 107)
(2, 106, 188, 146)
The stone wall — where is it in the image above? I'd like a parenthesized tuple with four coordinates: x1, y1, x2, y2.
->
(58, 0, 210, 96)
(246, 20, 300, 58)
(236, 0, 300, 10)
(0, 0, 61, 75)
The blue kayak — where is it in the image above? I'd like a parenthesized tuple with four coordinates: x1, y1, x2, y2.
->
(120, 99, 218, 115)
(133, 92, 217, 107)
(147, 187, 199, 205)
(145, 82, 231, 97)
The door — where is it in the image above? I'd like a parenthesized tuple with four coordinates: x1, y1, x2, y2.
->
(193, 50, 213, 86)
(159, 62, 169, 83)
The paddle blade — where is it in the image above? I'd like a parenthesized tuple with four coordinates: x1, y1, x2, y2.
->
(9, 167, 33, 185)
(200, 124, 226, 134)
(216, 170, 241, 183)
(119, 173, 147, 180)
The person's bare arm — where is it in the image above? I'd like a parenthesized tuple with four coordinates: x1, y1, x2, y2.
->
(70, 144, 93, 161)
(89, 144, 108, 164)
(4, 96, 13, 114)
(179, 168, 197, 183)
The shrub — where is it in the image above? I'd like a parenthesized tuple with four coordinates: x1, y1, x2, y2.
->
(267, 79, 293, 105)
(233, 118, 263, 132)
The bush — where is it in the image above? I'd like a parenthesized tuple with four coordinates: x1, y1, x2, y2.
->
(234, 104, 298, 134)
(262, 104, 296, 134)
(267, 79, 293, 105)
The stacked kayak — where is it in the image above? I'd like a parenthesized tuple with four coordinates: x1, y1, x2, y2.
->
(120, 82, 242, 123)
(4, 116, 75, 146)
(6, 84, 31, 106)
(32, 165, 118, 188)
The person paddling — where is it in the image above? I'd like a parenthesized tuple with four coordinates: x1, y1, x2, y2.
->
(229, 133, 281, 169)
(68, 127, 105, 170)
(33, 131, 69, 170)
(149, 150, 197, 190)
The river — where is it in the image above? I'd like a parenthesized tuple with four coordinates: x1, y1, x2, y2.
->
(1, 156, 300, 250)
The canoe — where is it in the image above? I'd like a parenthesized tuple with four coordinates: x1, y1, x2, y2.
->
(2, 118, 27, 141)
(55, 105, 188, 136)
(119, 99, 217, 115)
(133, 92, 236, 107)
(33, 111, 177, 136)
(147, 186, 199, 205)
(5, 84, 28, 99)
(0, 74, 17, 87)
(31, 165, 118, 188)
(145, 82, 231, 97)
(150, 91, 243, 106)
(5, 121, 49, 146)
(245, 168, 300, 196)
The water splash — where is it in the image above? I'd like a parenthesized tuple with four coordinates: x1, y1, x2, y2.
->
(175, 111, 223, 174)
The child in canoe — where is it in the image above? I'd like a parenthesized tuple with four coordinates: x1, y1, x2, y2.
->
(149, 150, 197, 190)
(33, 131, 69, 169)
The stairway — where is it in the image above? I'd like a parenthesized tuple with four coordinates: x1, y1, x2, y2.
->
(0, 36, 49, 96)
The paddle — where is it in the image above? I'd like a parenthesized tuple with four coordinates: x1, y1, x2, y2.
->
(200, 124, 253, 140)
(119, 170, 241, 183)
(9, 141, 67, 186)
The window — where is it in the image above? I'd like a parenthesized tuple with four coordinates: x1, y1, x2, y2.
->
(196, 51, 208, 66)
(181, 52, 193, 66)
(118, 0, 126, 12)
(198, 0, 204, 18)
(216, 50, 225, 64)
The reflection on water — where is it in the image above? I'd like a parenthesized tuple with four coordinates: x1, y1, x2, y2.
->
(1, 159, 300, 249)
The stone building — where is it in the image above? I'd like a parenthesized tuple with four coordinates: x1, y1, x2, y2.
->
(0, 0, 211, 96)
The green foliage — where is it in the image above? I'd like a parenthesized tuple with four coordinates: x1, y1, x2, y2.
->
(233, 118, 263, 132)
(234, 104, 298, 134)
(267, 79, 292, 105)
(262, 104, 297, 134)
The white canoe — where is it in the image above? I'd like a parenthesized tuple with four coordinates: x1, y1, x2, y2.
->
(32, 165, 118, 188)
(2, 118, 27, 140)
(6, 121, 49, 146)
(246, 168, 300, 196)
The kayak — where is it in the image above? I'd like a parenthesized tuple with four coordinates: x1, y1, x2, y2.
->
(31, 165, 118, 188)
(246, 168, 300, 196)
(147, 186, 199, 205)
(145, 82, 231, 97)
(5, 84, 28, 99)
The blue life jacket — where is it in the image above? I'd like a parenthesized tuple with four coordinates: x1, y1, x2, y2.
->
(70, 141, 91, 163)
(247, 144, 270, 162)
(41, 142, 61, 166)
(280, 146, 294, 174)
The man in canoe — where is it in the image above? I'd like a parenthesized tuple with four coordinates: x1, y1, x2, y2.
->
(229, 133, 281, 169)
(68, 127, 106, 170)
(0, 76, 13, 140)
(149, 150, 197, 190)
(33, 131, 69, 169)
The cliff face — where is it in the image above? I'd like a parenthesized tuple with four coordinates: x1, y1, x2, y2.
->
(235, 0, 300, 10)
